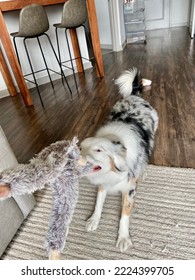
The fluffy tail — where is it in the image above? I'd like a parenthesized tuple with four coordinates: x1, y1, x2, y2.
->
(115, 67, 138, 98)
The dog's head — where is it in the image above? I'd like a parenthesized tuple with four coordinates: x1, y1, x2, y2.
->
(80, 137, 127, 175)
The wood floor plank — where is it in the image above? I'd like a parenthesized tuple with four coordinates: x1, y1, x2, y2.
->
(0, 27, 194, 168)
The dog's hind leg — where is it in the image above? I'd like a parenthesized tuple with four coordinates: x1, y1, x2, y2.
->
(116, 178, 137, 252)
(86, 186, 107, 232)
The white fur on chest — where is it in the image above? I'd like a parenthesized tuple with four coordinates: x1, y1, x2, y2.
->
(85, 170, 131, 194)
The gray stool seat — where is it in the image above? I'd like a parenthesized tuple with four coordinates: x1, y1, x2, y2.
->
(53, 0, 87, 29)
(10, 4, 72, 106)
(53, 0, 102, 90)
(10, 4, 49, 38)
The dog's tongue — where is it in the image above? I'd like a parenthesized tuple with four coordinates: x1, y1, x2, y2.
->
(93, 166, 101, 172)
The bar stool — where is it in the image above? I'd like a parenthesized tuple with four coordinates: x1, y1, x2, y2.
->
(53, 0, 102, 90)
(10, 4, 72, 106)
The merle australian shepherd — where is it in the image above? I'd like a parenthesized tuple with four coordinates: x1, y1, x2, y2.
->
(80, 67, 158, 252)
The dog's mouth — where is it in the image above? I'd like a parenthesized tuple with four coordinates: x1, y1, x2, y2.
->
(93, 165, 102, 172)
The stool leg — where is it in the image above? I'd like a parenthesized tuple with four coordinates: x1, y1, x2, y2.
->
(55, 28, 64, 84)
(55, 28, 62, 66)
(44, 33, 72, 99)
(82, 25, 102, 78)
(37, 36, 54, 89)
(13, 37, 22, 68)
(23, 38, 44, 107)
(65, 29, 78, 91)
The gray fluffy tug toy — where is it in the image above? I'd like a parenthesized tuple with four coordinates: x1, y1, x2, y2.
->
(0, 137, 92, 260)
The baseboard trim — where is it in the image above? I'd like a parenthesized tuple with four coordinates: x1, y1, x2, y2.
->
(170, 22, 189, 28)
(100, 44, 113, 50)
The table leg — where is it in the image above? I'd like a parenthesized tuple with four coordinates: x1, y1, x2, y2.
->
(69, 28, 84, 73)
(0, 48, 17, 97)
(69, 0, 104, 78)
(0, 9, 33, 106)
(86, 0, 104, 77)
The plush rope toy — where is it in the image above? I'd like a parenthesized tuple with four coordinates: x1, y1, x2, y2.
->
(0, 137, 92, 260)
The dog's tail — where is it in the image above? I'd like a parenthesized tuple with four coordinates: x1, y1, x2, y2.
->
(115, 67, 138, 98)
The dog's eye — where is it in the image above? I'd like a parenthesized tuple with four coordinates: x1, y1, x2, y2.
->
(96, 149, 102, 152)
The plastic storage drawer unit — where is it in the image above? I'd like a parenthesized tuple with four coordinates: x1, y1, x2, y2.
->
(124, 0, 146, 44)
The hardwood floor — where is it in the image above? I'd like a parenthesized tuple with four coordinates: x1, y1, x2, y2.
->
(0, 27, 195, 168)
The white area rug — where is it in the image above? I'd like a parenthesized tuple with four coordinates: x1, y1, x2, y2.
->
(1, 165, 195, 260)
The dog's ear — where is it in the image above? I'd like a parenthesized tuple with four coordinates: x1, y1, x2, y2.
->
(80, 137, 95, 154)
(80, 137, 94, 147)
(106, 143, 127, 173)
(109, 153, 128, 173)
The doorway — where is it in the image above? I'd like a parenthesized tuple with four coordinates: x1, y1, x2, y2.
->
(144, 0, 170, 30)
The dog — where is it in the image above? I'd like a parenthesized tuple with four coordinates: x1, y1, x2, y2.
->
(80, 67, 158, 252)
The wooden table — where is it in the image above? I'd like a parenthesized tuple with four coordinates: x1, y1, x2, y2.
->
(0, 0, 104, 106)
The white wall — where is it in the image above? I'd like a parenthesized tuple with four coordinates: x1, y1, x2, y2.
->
(0, 72, 7, 96)
(118, 0, 126, 47)
(171, 0, 191, 27)
(95, 0, 112, 49)
(0, 4, 90, 98)
(95, 0, 125, 51)
(0, 42, 12, 97)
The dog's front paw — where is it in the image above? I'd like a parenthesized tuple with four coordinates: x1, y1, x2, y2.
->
(86, 214, 100, 231)
(116, 235, 132, 252)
